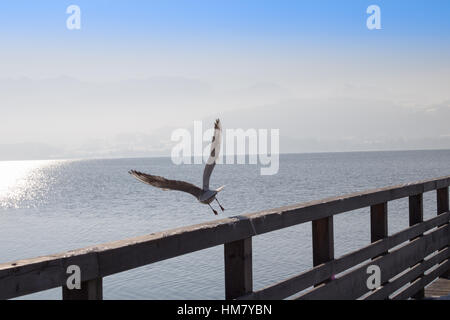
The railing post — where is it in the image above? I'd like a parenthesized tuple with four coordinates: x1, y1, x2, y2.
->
(437, 187, 450, 279)
(437, 187, 449, 215)
(224, 238, 253, 299)
(370, 202, 388, 294)
(409, 194, 424, 299)
(370, 202, 388, 244)
(62, 278, 103, 300)
(312, 216, 334, 284)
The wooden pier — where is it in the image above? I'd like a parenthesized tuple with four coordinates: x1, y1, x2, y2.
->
(425, 278, 450, 299)
(1, 176, 450, 300)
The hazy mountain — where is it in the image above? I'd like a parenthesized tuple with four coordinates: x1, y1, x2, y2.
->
(2, 76, 450, 160)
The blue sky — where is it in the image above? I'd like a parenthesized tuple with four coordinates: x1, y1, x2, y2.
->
(1, 1, 450, 158)
(1, 1, 450, 46)
(1, 0, 449, 81)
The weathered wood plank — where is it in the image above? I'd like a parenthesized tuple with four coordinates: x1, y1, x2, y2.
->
(0, 252, 100, 300)
(1, 175, 450, 299)
(425, 278, 450, 298)
(62, 278, 103, 300)
(409, 193, 425, 299)
(296, 224, 450, 300)
(365, 247, 450, 300)
(239, 212, 450, 300)
(224, 238, 253, 300)
(392, 259, 450, 300)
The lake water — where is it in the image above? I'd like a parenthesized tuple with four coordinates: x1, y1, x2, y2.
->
(1, 150, 450, 299)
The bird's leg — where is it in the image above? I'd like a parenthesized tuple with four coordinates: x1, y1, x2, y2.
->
(215, 198, 225, 211)
(208, 203, 218, 215)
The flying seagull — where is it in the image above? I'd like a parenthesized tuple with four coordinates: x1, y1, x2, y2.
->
(129, 119, 225, 215)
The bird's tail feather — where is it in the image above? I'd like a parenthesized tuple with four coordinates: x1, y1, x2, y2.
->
(216, 185, 226, 193)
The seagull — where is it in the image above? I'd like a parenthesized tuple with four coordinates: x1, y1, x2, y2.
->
(129, 119, 225, 215)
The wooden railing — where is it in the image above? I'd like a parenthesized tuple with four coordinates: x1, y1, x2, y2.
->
(1, 176, 449, 300)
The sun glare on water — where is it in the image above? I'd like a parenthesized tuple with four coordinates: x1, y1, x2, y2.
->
(0, 160, 66, 209)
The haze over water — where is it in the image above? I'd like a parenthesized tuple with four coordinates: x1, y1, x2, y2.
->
(1, 150, 450, 299)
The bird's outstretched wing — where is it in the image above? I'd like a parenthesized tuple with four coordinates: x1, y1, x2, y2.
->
(129, 170, 202, 199)
(203, 119, 222, 190)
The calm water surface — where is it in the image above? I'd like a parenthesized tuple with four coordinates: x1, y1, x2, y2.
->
(1, 150, 449, 299)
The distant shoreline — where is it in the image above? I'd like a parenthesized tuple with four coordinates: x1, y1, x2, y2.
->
(1, 147, 450, 163)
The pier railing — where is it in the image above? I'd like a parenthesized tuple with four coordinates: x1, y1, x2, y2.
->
(1, 176, 449, 300)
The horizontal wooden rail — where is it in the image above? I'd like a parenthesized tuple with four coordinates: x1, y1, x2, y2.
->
(0, 175, 449, 300)
(392, 260, 450, 300)
(239, 212, 450, 300)
(367, 247, 450, 300)
(297, 224, 450, 300)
